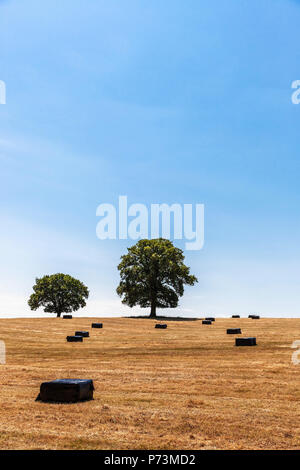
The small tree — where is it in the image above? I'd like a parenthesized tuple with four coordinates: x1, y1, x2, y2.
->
(28, 273, 89, 318)
(117, 238, 198, 318)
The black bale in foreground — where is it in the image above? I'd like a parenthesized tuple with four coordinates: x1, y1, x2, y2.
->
(36, 379, 94, 403)
(63, 315, 73, 319)
(91, 323, 103, 328)
(155, 324, 167, 329)
(236, 337, 257, 346)
(66, 335, 83, 342)
(202, 320, 212, 325)
(227, 328, 242, 334)
(75, 331, 89, 338)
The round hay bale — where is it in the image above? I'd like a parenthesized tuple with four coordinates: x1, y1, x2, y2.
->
(75, 331, 89, 338)
(91, 323, 103, 328)
(63, 315, 73, 319)
(202, 320, 212, 325)
(227, 328, 242, 334)
(205, 317, 215, 321)
(66, 335, 83, 342)
(235, 337, 256, 346)
(155, 324, 167, 329)
(36, 379, 94, 403)
(232, 315, 240, 318)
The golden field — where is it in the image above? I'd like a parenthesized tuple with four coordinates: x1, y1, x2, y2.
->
(0, 316, 299, 450)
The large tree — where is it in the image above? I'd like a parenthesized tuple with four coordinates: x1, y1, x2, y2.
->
(117, 238, 198, 318)
(28, 273, 89, 317)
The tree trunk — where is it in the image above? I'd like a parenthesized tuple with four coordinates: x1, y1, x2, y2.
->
(56, 311, 62, 318)
(150, 301, 156, 318)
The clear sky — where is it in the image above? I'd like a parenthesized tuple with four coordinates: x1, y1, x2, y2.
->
(0, 0, 299, 318)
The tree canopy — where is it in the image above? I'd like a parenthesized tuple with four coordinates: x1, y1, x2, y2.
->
(116, 238, 198, 317)
(28, 273, 89, 317)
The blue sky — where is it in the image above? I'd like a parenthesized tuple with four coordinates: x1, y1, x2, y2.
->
(0, 0, 299, 317)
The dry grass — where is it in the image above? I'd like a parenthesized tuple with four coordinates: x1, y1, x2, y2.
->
(0, 316, 299, 450)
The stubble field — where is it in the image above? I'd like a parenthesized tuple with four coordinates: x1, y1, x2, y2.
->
(0, 316, 299, 450)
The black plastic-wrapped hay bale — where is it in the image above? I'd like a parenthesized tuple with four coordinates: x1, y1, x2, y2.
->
(75, 331, 89, 338)
(155, 324, 167, 329)
(227, 328, 242, 334)
(202, 320, 212, 325)
(251, 315, 260, 319)
(235, 337, 256, 346)
(91, 323, 103, 328)
(205, 317, 215, 322)
(232, 315, 240, 318)
(63, 315, 73, 319)
(66, 335, 83, 342)
(36, 379, 94, 403)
